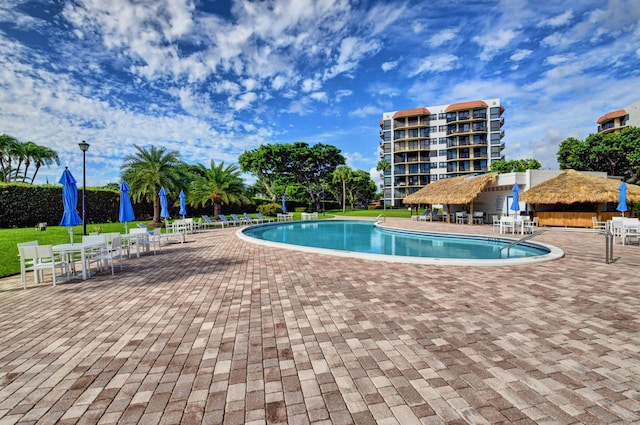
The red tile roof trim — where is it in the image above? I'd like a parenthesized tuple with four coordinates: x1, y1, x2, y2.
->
(445, 100, 488, 112)
(597, 109, 627, 124)
(393, 107, 430, 118)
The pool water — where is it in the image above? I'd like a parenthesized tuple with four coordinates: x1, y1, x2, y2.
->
(240, 220, 559, 264)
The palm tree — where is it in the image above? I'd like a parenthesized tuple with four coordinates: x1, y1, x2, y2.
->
(121, 145, 186, 225)
(376, 158, 390, 211)
(0, 134, 19, 182)
(189, 160, 248, 219)
(29, 145, 60, 184)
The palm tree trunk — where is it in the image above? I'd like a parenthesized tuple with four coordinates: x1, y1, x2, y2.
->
(153, 194, 160, 225)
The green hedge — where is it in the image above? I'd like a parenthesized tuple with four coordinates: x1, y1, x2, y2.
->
(0, 183, 273, 228)
(0, 183, 127, 228)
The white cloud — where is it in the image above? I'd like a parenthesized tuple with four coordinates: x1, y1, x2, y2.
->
(473, 29, 520, 61)
(348, 105, 379, 118)
(310, 92, 328, 102)
(429, 28, 458, 48)
(230, 92, 257, 111)
(510, 49, 532, 62)
(301, 78, 322, 93)
(538, 10, 573, 27)
(334, 90, 353, 102)
(410, 54, 459, 76)
(381, 61, 398, 72)
(323, 37, 381, 80)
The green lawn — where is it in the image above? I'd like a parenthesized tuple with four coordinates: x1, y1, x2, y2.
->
(1, 208, 419, 278)
(1, 221, 148, 278)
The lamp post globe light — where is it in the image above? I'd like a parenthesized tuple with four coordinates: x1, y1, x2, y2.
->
(78, 141, 90, 235)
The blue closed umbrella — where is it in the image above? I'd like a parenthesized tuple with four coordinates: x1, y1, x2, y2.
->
(617, 182, 628, 216)
(281, 195, 287, 213)
(159, 187, 170, 219)
(119, 181, 135, 233)
(510, 184, 521, 215)
(179, 190, 187, 218)
(59, 167, 83, 243)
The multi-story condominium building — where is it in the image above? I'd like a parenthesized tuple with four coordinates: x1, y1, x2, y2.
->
(379, 98, 505, 207)
(597, 100, 640, 134)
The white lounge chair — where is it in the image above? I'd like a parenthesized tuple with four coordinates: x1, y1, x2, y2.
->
(256, 213, 274, 223)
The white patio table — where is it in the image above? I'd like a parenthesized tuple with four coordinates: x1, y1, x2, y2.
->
(53, 240, 106, 280)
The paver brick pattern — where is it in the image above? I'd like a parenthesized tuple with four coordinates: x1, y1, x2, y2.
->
(0, 218, 639, 424)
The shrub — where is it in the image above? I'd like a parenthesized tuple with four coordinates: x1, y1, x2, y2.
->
(257, 202, 282, 216)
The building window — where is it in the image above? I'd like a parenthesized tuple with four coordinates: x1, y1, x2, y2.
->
(408, 129, 419, 138)
(394, 129, 405, 139)
(438, 113, 446, 119)
(420, 128, 430, 137)
(490, 120, 501, 131)
(490, 133, 501, 143)
(420, 163, 430, 173)
(490, 107, 501, 118)
(408, 140, 419, 150)
(438, 137, 447, 144)
(383, 120, 391, 130)
(473, 109, 487, 119)
(438, 149, 447, 156)
(408, 164, 418, 174)
(383, 131, 391, 141)
(491, 146, 501, 156)
(394, 165, 405, 174)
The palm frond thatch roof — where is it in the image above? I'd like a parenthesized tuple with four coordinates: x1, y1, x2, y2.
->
(403, 173, 498, 205)
(519, 170, 640, 204)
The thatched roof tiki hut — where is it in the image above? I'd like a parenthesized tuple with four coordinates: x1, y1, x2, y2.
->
(519, 170, 640, 227)
(403, 174, 498, 223)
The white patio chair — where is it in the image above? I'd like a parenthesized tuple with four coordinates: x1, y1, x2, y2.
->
(500, 216, 516, 234)
(491, 215, 501, 232)
(18, 244, 68, 289)
(592, 216, 607, 231)
(523, 217, 539, 234)
(92, 236, 124, 275)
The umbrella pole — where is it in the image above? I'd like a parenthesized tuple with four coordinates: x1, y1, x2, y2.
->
(125, 222, 129, 234)
(69, 228, 74, 245)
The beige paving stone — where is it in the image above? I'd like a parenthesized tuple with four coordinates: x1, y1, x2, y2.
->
(0, 220, 639, 424)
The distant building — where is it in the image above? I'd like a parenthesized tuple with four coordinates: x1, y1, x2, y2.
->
(379, 98, 505, 207)
(597, 100, 640, 134)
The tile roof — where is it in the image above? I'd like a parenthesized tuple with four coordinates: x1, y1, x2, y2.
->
(392, 107, 430, 118)
(597, 109, 627, 124)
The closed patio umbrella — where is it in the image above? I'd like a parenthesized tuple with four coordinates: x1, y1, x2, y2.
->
(281, 195, 287, 213)
(617, 182, 628, 216)
(119, 181, 135, 233)
(179, 190, 187, 218)
(159, 187, 170, 226)
(510, 184, 521, 215)
(59, 167, 83, 244)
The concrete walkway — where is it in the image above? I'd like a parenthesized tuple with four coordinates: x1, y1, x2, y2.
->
(0, 219, 638, 424)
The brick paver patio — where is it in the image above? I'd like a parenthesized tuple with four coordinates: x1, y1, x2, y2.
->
(0, 218, 638, 424)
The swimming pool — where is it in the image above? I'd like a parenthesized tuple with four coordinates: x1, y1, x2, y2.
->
(238, 220, 564, 266)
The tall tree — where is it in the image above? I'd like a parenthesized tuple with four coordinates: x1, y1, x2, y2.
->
(0, 134, 20, 182)
(121, 145, 186, 225)
(0, 135, 59, 183)
(238, 144, 289, 201)
(30, 145, 60, 184)
(332, 166, 376, 210)
(189, 160, 248, 219)
(239, 142, 345, 210)
(557, 127, 640, 183)
(376, 158, 390, 211)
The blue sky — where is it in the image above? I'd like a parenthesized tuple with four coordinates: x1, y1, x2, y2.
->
(1, 0, 639, 187)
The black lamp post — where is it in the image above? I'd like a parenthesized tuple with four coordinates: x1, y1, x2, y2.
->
(78, 141, 90, 235)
